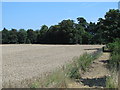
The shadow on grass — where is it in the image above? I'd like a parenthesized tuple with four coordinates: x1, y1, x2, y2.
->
(80, 76, 107, 87)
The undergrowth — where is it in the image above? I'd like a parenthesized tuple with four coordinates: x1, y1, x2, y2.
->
(106, 39, 120, 88)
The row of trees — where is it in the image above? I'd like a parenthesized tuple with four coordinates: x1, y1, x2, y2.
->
(1, 9, 120, 44)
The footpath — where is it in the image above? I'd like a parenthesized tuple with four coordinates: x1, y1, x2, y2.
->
(68, 53, 110, 88)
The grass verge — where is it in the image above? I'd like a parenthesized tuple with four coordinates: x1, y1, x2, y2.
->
(106, 69, 118, 88)
(106, 39, 120, 88)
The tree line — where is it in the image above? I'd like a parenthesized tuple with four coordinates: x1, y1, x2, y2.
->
(1, 9, 120, 44)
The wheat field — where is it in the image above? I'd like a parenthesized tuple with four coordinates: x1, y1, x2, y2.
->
(1, 44, 103, 88)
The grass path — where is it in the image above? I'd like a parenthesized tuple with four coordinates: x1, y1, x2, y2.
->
(68, 53, 110, 88)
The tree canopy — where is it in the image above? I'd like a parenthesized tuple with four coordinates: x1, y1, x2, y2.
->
(1, 9, 120, 44)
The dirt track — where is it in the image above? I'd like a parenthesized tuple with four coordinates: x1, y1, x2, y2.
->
(68, 53, 110, 88)
(1, 44, 103, 87)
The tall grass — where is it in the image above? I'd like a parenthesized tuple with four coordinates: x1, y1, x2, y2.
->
(106, 69, 118, 88)
(30, 69, 68, 88)
(106, 39, 120, 88)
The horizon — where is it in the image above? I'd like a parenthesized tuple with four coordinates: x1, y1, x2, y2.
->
(2, 2, 118, 30)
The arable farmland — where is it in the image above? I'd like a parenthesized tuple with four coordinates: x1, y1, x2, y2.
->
(2, 44, 103, 87)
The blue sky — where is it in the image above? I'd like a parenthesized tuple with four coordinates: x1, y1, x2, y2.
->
(2, 2, 118, 30)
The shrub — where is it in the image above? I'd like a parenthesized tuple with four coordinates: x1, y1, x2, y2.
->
(107, 39, 120, 70)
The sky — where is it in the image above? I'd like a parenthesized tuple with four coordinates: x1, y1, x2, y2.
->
(2, 2, 118, 30)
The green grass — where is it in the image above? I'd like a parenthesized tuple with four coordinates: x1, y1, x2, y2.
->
(30, 69, 68, 88)
(107, 39, 120, 70)
(106, 68, 118, 88)
(106, 76, 116, 88)
(30, 82, 39, 88)
(106, 39, 120, 88)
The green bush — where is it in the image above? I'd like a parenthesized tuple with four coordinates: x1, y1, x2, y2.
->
(107, 39, 120, 53)
(107, 39, 120, 70)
